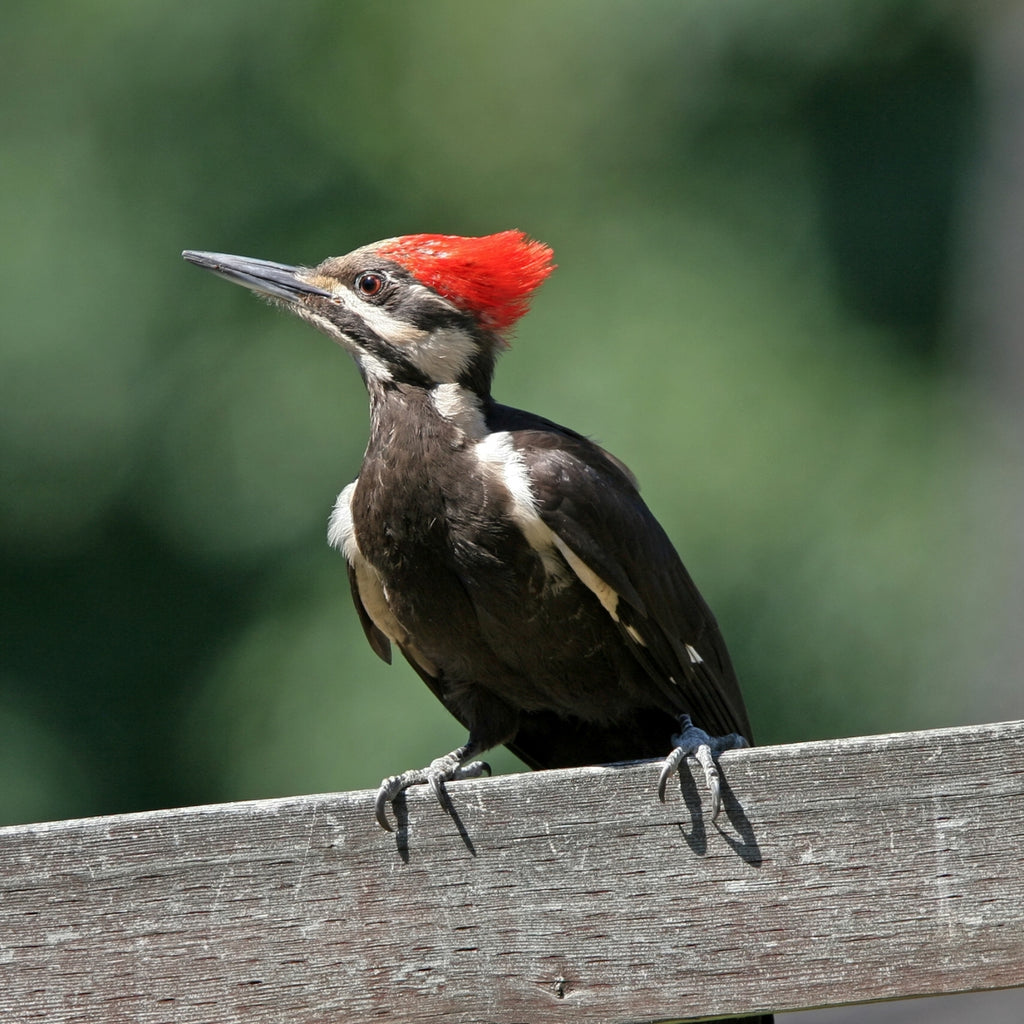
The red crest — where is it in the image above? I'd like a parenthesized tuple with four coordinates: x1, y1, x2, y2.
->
(376, 231, 555, 334)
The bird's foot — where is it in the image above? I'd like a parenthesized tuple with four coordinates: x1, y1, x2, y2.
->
(658, 714, 748, 819)
(374, 743, 490, 832)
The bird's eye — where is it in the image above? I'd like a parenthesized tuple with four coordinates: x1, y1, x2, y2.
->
(355, 272, 385, 298)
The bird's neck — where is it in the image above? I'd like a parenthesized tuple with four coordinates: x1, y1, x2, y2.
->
(354, 382, 497, 573)
(366, 379, 495, 446)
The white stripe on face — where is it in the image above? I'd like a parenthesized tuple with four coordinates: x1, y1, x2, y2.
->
(331, 288, 427, 345)
(291, 306, 393, 384)
(302, 280, 479, 384)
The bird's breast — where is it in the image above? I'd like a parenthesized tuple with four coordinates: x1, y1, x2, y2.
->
(351, 429, 558, 593)
(340, 416, 583, 658)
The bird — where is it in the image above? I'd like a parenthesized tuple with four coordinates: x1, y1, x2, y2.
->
(182, 232, 756, 834)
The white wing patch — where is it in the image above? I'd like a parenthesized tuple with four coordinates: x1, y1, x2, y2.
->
(549, 534, 619, 618)
(471, 432, 653, 648)
(475, 432, 569, 585)
(554, 536, 651, 647)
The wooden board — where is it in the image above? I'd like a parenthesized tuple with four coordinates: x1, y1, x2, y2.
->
(1, 720, 1022, 1022)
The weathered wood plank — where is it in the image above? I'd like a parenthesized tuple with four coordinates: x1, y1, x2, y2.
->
(0, 720, 1022, 1023)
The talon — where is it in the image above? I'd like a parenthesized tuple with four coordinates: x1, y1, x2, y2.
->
(375, 789, 396, 832)
(374, 742, 488, 831)
(693, 742, 722, 819)
(657, 747, 686, 801)
(375, 772, 416, 832)
(659, 715, 748, 819)
(427, 771, 450, 810)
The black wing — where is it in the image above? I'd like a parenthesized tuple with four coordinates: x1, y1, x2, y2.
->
(494, 405, 753, 742)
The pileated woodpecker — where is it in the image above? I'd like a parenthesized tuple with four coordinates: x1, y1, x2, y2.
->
(182, 232, 756, 832)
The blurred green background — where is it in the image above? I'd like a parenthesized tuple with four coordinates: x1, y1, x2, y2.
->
(2, 0, 1021, 837)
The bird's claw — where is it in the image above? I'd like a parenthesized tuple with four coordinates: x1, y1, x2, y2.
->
(658, 714, 748, 819)
(374, 748, 490, 831)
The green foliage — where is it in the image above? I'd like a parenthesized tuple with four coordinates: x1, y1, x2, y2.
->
(0, 1, 1002, 826)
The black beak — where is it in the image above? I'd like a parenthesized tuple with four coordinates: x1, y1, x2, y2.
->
(182, 251, 333, 302)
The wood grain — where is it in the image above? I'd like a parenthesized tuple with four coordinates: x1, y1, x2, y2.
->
(1, 720, 1022, 1023)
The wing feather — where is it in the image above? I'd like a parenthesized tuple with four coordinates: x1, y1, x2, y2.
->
(497, 411, 753, 741)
